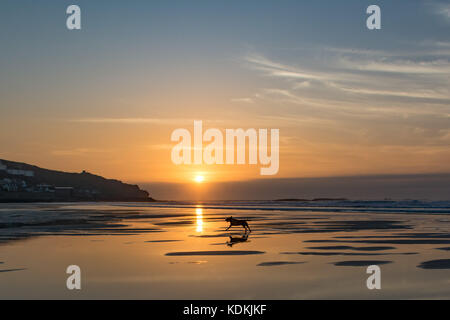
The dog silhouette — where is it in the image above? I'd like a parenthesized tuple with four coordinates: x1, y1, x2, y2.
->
(225, 216, 251, 232)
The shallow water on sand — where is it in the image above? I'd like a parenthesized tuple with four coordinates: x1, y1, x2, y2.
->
(1, 202, 450, 299)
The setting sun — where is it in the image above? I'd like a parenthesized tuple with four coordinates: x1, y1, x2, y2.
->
(194, 175, 205, 183)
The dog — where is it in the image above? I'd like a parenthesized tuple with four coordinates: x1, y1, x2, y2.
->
(225, 216, 251, 232)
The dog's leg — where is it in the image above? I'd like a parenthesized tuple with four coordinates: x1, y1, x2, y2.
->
(225, 224, 231, 231)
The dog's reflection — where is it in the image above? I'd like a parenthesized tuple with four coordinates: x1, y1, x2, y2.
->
(226, 232, 250, 247)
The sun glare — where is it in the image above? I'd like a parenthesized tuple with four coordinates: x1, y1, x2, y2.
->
(194, 175, 205, 183)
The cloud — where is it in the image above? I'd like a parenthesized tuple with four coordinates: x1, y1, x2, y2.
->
(51, 148, 112, 156)
(339, 58, 450, 75)
(244, 53, 328, 81)
(68, 118, 225, 125)
(68, 118, 186, 124)
(242, 48, 450, 106)
(336, 86, 450, 100)
(239, 44, 450, 151)
(231, 98, 254, 104)
(434, 3, 450, 20)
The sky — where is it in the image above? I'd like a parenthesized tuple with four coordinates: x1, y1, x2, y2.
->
(0, 1, 449, 199)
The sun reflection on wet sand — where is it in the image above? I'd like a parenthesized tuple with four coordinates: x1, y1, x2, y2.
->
(1, 202, 450, 299)
(196, 207, 203, 233)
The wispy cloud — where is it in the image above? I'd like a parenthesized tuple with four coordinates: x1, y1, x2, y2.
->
(242, 47, 450, 105)
(51, 148, 112, 156)
(68, 118, 225, 125)
(69, 118, 185, 124)
(231, 98, 254, 104)
(244, 53, 328, 81)
(339, 58, 450, 74)
(238, 44, 450, 150)
(434, 2, 450, 20)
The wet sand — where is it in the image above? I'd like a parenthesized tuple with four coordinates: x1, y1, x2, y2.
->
(0, 201, 449, 299)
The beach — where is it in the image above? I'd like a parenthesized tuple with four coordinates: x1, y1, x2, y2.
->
(1, 201, 449, 299)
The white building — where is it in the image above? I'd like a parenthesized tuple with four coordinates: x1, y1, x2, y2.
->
(6, 169, 34, 177)
(23, 170, 34, 177)
(0, 179, 18, 192)
(0, 161, 34, 176)
(36, 184, 54, 192)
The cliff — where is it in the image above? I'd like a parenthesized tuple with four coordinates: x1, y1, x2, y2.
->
(0, 159, 154, 202)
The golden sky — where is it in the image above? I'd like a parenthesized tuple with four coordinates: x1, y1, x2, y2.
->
(0, 1, 449, 186)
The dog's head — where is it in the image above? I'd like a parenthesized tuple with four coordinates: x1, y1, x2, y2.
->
(225, 216, 232, 222)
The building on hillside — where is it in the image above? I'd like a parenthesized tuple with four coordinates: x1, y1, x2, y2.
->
(0, 178, 18, 192)
(36, 184, 54, 192)
(6, 169, 34, 177)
